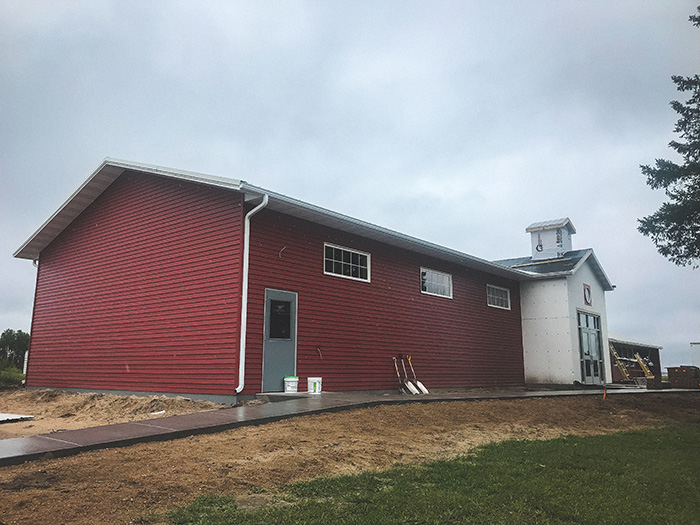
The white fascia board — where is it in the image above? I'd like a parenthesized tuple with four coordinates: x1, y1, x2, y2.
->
(520, 250, 615, 291)
(569, 249, 592, 274)
(522, 270, 574, 279)
(586, 251, 615, 291)
(14, 158, 531, 281)
(609, 335, 663, 350)
(14, 158, 245, 260)
(525, 218, 576, 234)
(14, 160, 124, 260)
(574, 250, 615, 291)
(103, 158, 245, 192)
(240, 182, 531, 281)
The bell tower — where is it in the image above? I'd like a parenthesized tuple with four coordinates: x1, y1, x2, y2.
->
(526, 218, 576, 260)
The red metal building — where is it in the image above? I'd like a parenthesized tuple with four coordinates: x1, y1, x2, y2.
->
(15, 160, 529, 401)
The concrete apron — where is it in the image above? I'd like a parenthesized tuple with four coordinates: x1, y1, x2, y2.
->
(1, 387, 695, 467)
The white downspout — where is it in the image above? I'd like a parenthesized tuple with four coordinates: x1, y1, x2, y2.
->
(235, 194, 269, 394)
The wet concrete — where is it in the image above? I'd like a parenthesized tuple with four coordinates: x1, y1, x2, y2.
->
(0, 386, 687, 467)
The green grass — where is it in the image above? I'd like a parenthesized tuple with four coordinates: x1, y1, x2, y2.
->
(168, 425, 700, 525)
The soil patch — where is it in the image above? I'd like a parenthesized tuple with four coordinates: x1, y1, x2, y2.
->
(1, 390, 699, 524)
(0, 389, 230, 439)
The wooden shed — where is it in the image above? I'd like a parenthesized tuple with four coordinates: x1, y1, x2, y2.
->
(608, 336, 662, 383)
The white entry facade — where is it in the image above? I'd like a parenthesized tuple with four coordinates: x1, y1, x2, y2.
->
(497, 219, 615, 386)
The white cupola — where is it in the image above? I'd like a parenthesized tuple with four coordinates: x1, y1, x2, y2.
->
(526, 218, 576, 260)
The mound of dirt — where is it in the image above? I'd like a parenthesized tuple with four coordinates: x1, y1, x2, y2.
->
(0, 390, 699, 525)
(0, 389, 230, 439)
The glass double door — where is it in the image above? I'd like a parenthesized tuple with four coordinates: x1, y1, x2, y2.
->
(578, 312, 604, 385)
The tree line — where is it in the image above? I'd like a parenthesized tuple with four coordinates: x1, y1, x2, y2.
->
(0, 329, 29, 370)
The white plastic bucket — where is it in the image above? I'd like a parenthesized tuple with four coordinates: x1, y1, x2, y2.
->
(283, 376, 299, 393)
(307, 377, 322, 394)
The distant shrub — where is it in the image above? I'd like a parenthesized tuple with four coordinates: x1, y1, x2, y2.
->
(0, 364, 24, 385)
(0, 358, 16, 370)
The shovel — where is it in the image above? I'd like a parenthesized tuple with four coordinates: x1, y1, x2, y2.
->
(392, 356, 408, 394)
(407, 355, 430, 394)
(399, 354, 421, 395)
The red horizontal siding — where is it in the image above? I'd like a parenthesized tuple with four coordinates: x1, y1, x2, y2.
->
(245, 209, 524, 394)
(27, 174, 524, 397)
(26, 172, 244, 395)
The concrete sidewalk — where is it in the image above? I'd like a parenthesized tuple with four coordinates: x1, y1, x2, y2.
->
(0, 387, 686, 467)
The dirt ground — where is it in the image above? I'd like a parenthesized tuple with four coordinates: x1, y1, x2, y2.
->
(0, 389, 230, 440)
(1, 389, 700, 525)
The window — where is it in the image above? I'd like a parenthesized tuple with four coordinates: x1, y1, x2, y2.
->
(578, 312, 600, 330)
(269, 300, 291, 339)
(420, 268, 452, 298)
(487, 284, 511, 309)
(324, 243, 370, 282)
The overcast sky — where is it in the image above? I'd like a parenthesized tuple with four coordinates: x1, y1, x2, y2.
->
(2, 1, 699, 369)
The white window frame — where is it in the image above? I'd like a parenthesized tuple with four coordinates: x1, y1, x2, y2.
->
(420, 267, 453, 299)
(323, 243, 371, 283)
(487, 284, 511, 310)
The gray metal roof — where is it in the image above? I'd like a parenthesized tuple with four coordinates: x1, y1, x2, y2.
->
(525, 218, 576, 234)
(609, 336, 663, 351)
(494, 249, 615, 291)
(497, 249, 590, 274)
(14, 159, 531, 282)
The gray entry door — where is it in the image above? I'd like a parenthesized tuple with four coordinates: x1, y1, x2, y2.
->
(262, 289, 298, 392)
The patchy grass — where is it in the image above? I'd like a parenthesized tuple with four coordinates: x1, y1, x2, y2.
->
(168, 424, 700, 524)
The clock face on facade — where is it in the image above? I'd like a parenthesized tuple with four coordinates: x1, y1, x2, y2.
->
(583, 284, 592, 306)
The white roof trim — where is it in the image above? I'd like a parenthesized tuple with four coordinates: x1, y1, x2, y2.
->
(239, 181, 532, 279)
(13, 158, 245, 261)
(526, 217, 576, 234)
(14, 159, 531, 281)
(14, 161, 123, 260)
(582, 250, 615, 291)
(509, 250, 614, 291)
(609, 336, 663, 350)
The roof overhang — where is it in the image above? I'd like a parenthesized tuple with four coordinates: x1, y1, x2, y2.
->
(510, 250, 615, 291)
(577, 250, 615, 291)
(14, 159, 531, 282)
(526, 217, 576, 235)
(13, 159, 248, 261)
(239, 182, 534, 281)
(609, 336, 663, 351)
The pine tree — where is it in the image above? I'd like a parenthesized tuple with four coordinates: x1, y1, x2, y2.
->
(638, 7, 700, 267)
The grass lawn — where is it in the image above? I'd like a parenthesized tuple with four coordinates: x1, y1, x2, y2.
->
(167, 425, 700, 524)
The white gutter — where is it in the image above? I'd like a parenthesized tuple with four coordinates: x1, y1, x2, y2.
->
(235, 194, 269, 394)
